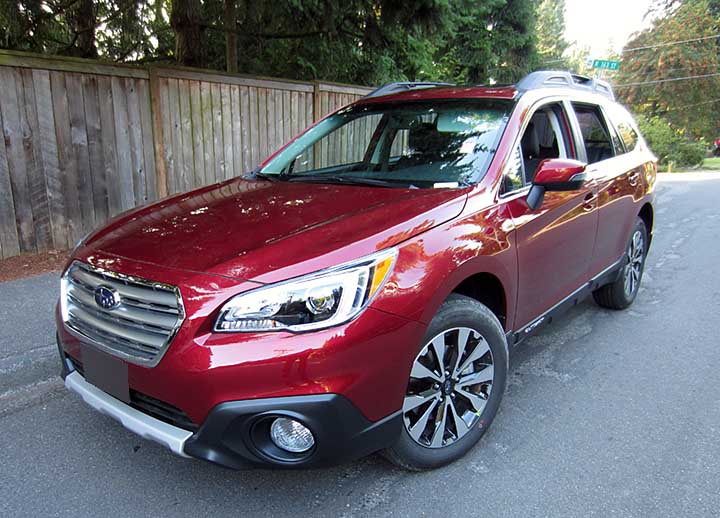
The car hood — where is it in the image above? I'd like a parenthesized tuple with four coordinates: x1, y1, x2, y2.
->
(85, 179, 467, 283)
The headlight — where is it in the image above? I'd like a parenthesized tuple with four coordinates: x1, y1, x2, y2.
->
(214, 248, 397, 333)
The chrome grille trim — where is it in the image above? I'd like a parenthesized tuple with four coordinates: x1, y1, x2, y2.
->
(61, 261, 185, 367)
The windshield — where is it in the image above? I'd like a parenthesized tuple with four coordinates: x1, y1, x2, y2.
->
(259, 99, 513, 188)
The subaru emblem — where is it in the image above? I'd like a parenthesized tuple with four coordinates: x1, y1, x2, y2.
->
(94, 285, 121, 310)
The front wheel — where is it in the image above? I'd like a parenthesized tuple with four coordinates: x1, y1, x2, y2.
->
(383, 294, 508, 471)
(593, 217, 648, 310)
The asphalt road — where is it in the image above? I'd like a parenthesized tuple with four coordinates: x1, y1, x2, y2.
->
(2, 173, 719, 517)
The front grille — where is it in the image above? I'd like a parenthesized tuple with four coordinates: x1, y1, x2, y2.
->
(130, 391, 198, 431)
(62, 261, 184, 367)
(67, 355, 197, 432)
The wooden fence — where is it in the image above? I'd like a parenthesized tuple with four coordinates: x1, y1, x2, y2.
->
(0, 50, 372, 259)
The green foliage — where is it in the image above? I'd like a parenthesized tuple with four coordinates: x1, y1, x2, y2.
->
(535, 0, 568, 64)
(438, 0, 537, 84)
(616, 0, 720, 142)
(0, 0, 541, 86)
(639, 115, 707, 167)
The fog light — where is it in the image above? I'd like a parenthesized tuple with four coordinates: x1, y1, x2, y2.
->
(269, 417, 315, 453)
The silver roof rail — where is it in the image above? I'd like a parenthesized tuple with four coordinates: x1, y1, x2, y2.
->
(516, 71, 615, 100)
(365, 81, 453, 98)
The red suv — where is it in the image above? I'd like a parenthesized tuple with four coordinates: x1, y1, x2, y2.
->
(56, 71, 656, 470)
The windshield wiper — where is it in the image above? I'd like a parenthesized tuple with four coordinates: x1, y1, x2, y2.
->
(287, 174, 411, 188)
(242, 170, 287, 182)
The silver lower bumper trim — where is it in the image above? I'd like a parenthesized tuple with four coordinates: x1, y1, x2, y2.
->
(64, 371, 193, 458)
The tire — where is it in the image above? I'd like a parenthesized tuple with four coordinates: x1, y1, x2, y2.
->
(593, 217, 648, 310)
(383, 293, 508, 471)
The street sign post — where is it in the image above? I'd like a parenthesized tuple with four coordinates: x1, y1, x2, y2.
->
(591, 59, 620, 71)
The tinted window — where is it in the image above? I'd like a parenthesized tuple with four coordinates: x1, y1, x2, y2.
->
(572, 103, 616, 164)
(606, 104, 640, 152)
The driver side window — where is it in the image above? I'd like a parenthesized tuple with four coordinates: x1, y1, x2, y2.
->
(502, 103, 573, 194)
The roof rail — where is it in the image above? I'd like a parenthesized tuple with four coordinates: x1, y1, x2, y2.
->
(365, 81, 453, 98)
(516, 71, 615, 100)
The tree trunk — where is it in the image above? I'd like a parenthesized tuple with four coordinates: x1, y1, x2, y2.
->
(66, 0, 98, 58)
(225, 0, 238, 73)
(170, 0, 203, 67)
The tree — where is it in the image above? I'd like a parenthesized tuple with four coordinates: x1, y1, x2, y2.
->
(224, 0, 237, 72)
(535, 0, 569, 66)
(171, 0, 203, 67)
(437, 0, 537, 84)
(0, 0, 542, 87)
(616, 0, 720, 141)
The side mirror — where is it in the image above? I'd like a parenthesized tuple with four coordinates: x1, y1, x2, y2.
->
(526, 159, 587, 210)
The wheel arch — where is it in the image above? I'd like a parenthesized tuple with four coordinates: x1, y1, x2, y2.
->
(451, 272, 507, 330)
(638, 202, 654, 244)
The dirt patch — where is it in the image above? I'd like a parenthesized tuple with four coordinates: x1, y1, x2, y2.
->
(0, 250, 69, 283)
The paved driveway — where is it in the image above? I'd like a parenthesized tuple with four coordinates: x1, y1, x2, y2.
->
(2, 173, 719, 517)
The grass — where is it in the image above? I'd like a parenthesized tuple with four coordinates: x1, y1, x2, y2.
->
(703, 157, 720, 170)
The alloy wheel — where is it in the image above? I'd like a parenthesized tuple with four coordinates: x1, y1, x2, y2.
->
(402, 327, 495, 448)
(624, 230, 645, 297)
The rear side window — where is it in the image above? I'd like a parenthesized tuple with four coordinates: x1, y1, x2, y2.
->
(571, 103, 616, 164)
(606, 103, 640, 152)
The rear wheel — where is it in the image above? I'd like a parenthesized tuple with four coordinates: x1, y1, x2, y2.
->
(593, 217, 648, 310)
(384, 294, 508, 471)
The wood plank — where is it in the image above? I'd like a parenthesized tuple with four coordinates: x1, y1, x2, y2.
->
(290, 91, 299, 138)
(31, 69, 64, 248)
(220, 83, 234, 180)
(257, 88, 269, 163)
(96, 75, 121, 216)
(210, 82, 224, 182)
(166, 77, 184, 194)
(315, 82, 372, 97)
(282, 90, 292, 144)
(154, 66, 314, 93)
(0, 86, 20, 257)
(110, 75, 135, 209)
(49, 70, 80, 248)
(158, 77, 175, 196)
(189, 80, 206, 187)
(0, 50, 149, 79)
(240, 86, 251, 172)
(0, 66, 36, 252)
(200, 81, 216, 184)
(136, 78, 157, 201)
(65, 73, 96, 234)
(178, 79, 194, 190)
(20, 68, 53, 251)
(303, 94, 317, 128)
(248, 87, 259, 168)
(148, 69, 167, 198)
(80, 73, 109, 225)
(265, 89, 277, 159)
(125, 77, 147, 204)
(230, 85, 242, 176)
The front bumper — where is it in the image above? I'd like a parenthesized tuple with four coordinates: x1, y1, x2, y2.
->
(65, 370, 193, 457)
(60, 351, 402, 468)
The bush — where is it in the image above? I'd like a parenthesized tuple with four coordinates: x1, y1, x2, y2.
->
(637, 116, 706, 168)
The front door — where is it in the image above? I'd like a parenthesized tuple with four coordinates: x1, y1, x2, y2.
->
(500, 101, 599, 329)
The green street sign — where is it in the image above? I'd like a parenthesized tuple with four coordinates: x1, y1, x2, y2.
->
(592, 59, 620, 71)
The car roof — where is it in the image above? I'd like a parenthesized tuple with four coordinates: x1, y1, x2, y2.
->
(353, 85, 518, 105)
(353, 72, 615, 107)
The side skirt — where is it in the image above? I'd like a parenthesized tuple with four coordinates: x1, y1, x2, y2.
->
(506, 256, 625, 347)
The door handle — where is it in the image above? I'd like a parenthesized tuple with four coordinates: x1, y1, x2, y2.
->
(628, 171, 641, 186)
(582, 192, 597, 211)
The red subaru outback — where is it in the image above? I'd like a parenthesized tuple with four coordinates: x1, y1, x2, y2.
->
(57, 71, 656, 470)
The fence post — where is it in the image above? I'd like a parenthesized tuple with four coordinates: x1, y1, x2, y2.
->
(148, 67, 168, 198)
(312, 81, 322, 168)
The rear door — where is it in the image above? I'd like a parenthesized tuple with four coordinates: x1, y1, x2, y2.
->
(569, 102, 644, 276)
(501, 100, 599, 330)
